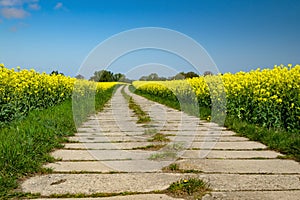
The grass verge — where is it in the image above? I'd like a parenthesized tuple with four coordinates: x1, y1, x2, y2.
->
(224, 115, 300, 161)
(0, 86, 116, 198)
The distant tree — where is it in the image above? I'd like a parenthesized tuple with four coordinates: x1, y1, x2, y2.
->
(50, 70, 64, 76)
(203, 71, 214, 76)
(173, 72, 185, 80)
(139, 73, 166, 81)
(50, 70, 58, 75)
(138, 71, 199, 81)
(101, 70, 114, 82)
(89, 70, 111, 82)
(89, 70, 125, 82)
(139, 76, 148, 81)
(89, 71, 99, 81)
(149, 73, 159, 80)
(75, 74, 85, 79)
(184, 71, 199, 78)
(113, 73, 124, 81)
(119, 76, 133, 83)
(170, 71, 198, 80)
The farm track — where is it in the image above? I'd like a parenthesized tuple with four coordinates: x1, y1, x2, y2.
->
(21, 85, 300, 199)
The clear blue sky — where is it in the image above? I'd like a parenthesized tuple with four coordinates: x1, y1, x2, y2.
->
(0, 0, 299, 78)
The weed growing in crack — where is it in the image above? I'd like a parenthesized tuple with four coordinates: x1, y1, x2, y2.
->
(166, 178, 211, 199)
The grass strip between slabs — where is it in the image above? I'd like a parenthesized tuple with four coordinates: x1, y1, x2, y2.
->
(121, 86, 151, 123)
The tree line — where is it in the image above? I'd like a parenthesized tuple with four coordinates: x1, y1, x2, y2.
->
(139, 71, 201, 81)
(52, 69, 213, 82)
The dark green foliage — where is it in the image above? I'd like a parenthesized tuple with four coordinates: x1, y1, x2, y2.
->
(173, 71, 199, 79)
(0, 100, 74, 197)
(167, 178, 210, 198)
(89, 70, 125, 82)
(148, 133, 170, 142)
(50, 70, 64, 76)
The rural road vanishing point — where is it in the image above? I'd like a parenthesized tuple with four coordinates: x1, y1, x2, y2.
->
(21, 85, 300, 199)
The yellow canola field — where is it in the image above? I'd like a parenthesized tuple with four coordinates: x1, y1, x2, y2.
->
(133, 64, 300, 131)
(0, 64, 117, 122)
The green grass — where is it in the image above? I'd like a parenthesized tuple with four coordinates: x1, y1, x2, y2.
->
(148, 152, 177, 160)
(49, 191, 141, 198)
(132, 85, 300, 162)
(164, 142, 184, 151)
(162, 163, 202, 174)
(0, 86, 116, 198)
(169, 163, 180, 171)
(121, 86, 151, 123)
(148, 133, 170, 142)
(167, 178, 211, 199)
(224, 115, 300, 161)
(143, 128, 158, 135)
(132, 144, 166, 151)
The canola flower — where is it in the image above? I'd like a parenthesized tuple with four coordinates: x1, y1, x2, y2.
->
(0, 64, 117, 123)
(221, 64, 299, 130)
(133, 64, 300, 131)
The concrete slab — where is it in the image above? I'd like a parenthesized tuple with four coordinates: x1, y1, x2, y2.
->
(51, 148, 281, 161)
(75, 132, 146, 137)
(21, 173, 184, 196)
(45, 161, 113, 173)
(181, 150, 282, 159)
(64, 142, 165, 150)
(177, 159, 300, 174)
(193, 136, 248, 142)
(33, 194, 184, 200)
(87, 194, 184, 200)
(158, 135, 248, 142)
(51, 150, 152, 161)
(82, 121, 118, 126)
(78, 120, 142, 129)
(45, 160, 171, 173)
(21, 173, 300, 196)
(76, 127, 145, 133)
(74, 131, 235, 141)
(203, 190, 300, 200)
(52, 150, 95, 160)
(191, 141, 267, 150)
(199, 174, 300, 191)
(165, 130, 236, 137)
(68, 136, 148, 143)
(160, 127, 204, 131)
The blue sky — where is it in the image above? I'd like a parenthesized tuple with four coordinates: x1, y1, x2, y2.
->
(0, 0, 299, 79)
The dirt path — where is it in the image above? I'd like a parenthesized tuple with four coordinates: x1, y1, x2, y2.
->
(21, 86, 300, 199)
